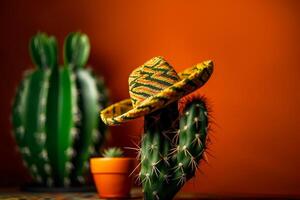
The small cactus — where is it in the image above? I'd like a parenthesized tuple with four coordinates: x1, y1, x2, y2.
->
(11, 32, 109, 187)
(103, 147, 124, 158)
(140, 95, 210, 200)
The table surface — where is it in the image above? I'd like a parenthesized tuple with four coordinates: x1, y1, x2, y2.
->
(0, 188, 299, 200)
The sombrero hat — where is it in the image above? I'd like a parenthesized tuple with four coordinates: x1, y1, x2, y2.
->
(100, 56, 213, 126)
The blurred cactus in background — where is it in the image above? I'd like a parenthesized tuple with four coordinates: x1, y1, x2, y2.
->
(11, 32, 109, 187)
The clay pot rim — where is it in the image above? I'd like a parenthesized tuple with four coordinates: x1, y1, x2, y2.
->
(90, 157, 136, 173)
(91, 157, 135, 161)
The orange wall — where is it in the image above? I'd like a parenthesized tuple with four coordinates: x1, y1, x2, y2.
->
(0, 0, 300, 195)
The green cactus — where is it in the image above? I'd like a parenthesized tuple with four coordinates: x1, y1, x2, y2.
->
(11, 32, 109, 187)
(103, 147, 124, 158)
(139, 96, 209, 200)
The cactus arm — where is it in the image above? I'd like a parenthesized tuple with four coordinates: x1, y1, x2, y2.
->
(29, 33, 57, 69)
(69, 69, 99, 184)
(177, 99, 208, 179)
(11, 71, 32, 172)
(169, 99, 208, 199)
(64, 32, 90, 69)
(21, 69, 51, 184)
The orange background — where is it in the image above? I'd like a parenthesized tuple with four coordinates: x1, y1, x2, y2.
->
(0, 0, 300, 195)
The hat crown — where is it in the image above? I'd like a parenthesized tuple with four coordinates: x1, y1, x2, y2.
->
(128, 57, 180, 107)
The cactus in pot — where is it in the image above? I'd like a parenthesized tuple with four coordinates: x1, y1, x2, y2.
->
(11, 32, 109, 187)
(90, 147, 135, 198)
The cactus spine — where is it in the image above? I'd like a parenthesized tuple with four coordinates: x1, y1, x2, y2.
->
(140, 97, 209, 200)
(11, 32, 109, 187)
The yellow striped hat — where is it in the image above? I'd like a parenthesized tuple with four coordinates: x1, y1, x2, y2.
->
(100, 56, 213, 126)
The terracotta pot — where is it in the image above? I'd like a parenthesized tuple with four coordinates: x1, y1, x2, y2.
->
(90, 157, 135, 198)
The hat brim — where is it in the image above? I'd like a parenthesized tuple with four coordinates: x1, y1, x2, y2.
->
(100, 60, 213, 125)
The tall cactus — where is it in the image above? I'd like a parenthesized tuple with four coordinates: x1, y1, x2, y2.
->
(140, 96, 209, 200)
(11, 32, 109, 187)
